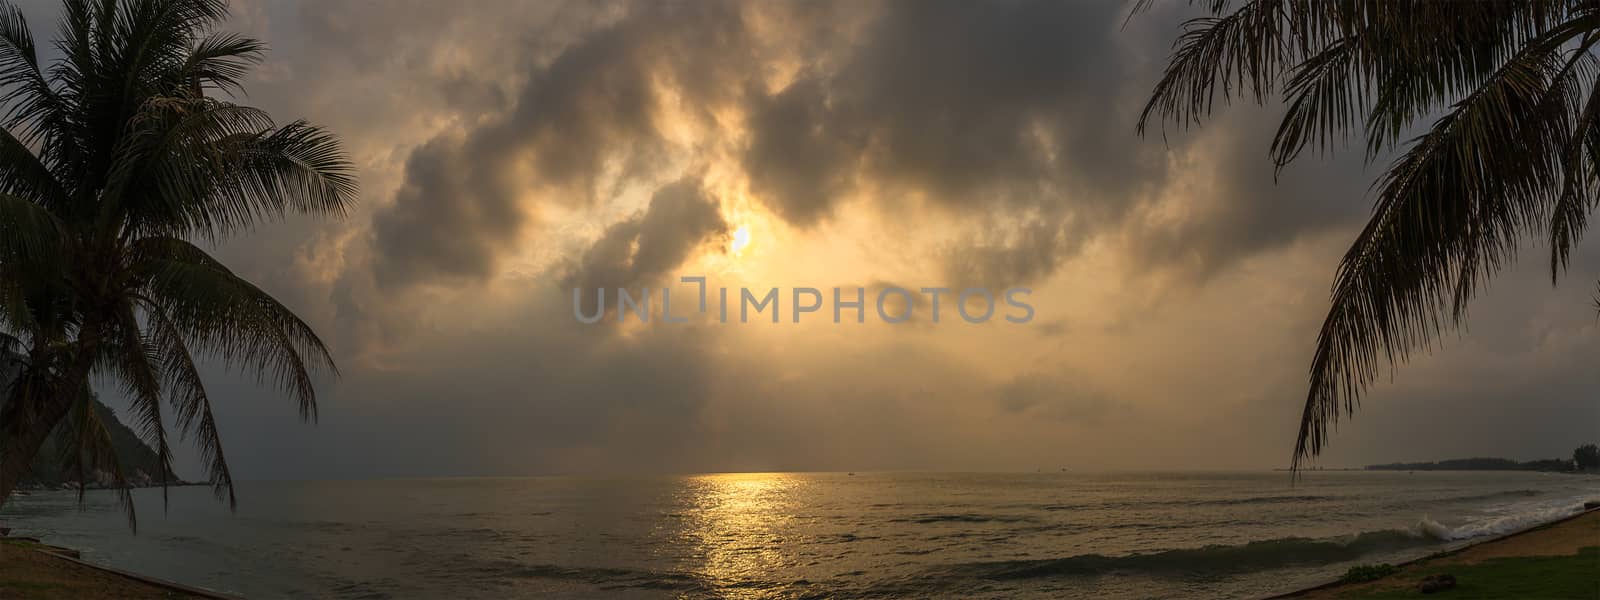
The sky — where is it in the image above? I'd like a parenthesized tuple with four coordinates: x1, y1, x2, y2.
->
(18, 0, 1600, 480)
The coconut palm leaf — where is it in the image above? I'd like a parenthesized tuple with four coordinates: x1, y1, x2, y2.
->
(141, 299, 233, 507)
(133, 236, 336, 421)
(0, 0, 355, 521)
(103, 300, 173, 505)
(0, 2, 66, 145)
(178, 31, 261, 96)
(1139, 0, 1600, 470)
(58, 385, 139, 531)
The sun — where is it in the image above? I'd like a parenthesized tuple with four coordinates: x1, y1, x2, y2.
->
(730, 224, 752, 254)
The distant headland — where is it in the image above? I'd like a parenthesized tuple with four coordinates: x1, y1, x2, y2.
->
(1366, 445, 1599, 473)
(1365, 458, 1575, 472)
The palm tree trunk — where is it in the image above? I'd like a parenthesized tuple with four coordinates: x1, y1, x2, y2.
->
(0, 322, 102, 513)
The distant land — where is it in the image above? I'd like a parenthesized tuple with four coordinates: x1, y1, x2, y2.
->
(19, 399, 185, 490)
(2, 351, 185, 491)
(1365, 457, 1578, 472)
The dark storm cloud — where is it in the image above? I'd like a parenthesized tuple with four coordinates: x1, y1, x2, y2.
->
(742, 78, 861, 227)
(371, 2, 751, 287)
(562, 177, 729, 294)
(372, 133, 523, 283)
(367, 0, 1372, 291)
(740, 0, 1366, 287)
(1122, 110, 1379, 280)
(828, 0, 1153, 209)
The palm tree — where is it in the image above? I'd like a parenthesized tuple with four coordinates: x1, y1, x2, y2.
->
(0, 0, 355, 528)
(1137, 1, 1600, 470)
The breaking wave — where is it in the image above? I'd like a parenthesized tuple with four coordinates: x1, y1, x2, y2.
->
(936, 496, 1592, 583)
(1417, 498, 1587, 541)
(938, 528, 1435, 580)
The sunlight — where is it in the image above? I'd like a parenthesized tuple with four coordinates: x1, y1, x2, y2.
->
(730, 224, 752, 255)
(679, 473, 804, 597)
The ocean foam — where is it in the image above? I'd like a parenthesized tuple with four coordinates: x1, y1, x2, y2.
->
(1417, 497, 1588, 541)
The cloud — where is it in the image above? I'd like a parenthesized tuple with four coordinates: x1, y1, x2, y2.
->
(562, 176, 729, 294)
(742, 78, 860, 227)
(939, 213, 1077, 289)
(371, 2, 751, 288)
(358, 0, 1377, 292)
(995, 372, 1118, 423)
(737, 0, 1370, 288)
(69, 0, 1597, 479)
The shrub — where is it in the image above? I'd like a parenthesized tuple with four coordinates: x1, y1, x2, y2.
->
(1340, 563, 1399, 584)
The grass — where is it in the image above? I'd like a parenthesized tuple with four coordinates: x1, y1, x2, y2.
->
(1337, 546, 1600, 599)
(1339, 563, 1399, 584)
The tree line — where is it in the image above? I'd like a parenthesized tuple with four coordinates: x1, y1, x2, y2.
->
(1367, 445, 1600, 472)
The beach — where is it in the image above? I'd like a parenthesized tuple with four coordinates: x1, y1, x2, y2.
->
(4, 507, 1594, 599)
(1282, 508, 1599, 599)
(1, 472, 1595, 598)
(0, 537, 222, 599)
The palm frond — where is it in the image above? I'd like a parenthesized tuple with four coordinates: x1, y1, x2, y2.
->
(103, 299, 173, 508)
(234, 120, 359, 218)
(1140, 0, 1600, 470)
(1271, 36, 1367, 169)
(140, 298, 234, 508)
(1137, 0, 1290, 136)
(179, 32, 262, 97)
(1550, 40, 1600, 279)
(0, 126, 66, 206)
(1294, 28, 1587, 469)
(61, 387, 138, 531)
(101, 96, 273, 233)
(108, 106, 354, 240)
(0, 1, 66, 143)
(0, 0, 348, 523)
(133, 236, 335, 421)
(0, 191, 65, 269)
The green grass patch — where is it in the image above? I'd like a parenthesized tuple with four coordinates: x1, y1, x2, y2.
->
(1340, 546, 1600, 599)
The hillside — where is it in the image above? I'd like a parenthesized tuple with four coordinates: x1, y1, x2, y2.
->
(2, 352, 183, 490)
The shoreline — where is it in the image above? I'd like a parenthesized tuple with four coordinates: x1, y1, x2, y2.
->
(3, 492, 1594, 599)
(0, 536, 237, 599)
(1270, 506, 1600, 599)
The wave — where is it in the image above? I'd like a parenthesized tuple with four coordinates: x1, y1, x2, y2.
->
(461, 559, 715, 593)
(1184, 494, 1340, 507)
(1418, 499, 1585, 541)
(894, 493, 1593, 588)
(938, 528, 1435, 580)
(1439, 489, 1544, 505)
(1086, 494, 1345, 511)
(1011, 488, 1554, 516)
(889, 513, 1036, 524)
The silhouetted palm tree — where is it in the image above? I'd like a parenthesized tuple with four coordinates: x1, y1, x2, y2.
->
(0, 0, 355, 527)
(1138, 1, 1600, 470)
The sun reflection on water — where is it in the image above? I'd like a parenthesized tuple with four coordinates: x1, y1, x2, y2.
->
(676, 473, 806, 596)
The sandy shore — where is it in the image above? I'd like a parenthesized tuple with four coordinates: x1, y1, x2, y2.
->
(2, 509, 1595, 599)
(0, 537, 230, 599)
(1277, 508, 1600, 599)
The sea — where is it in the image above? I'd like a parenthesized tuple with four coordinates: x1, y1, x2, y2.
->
(1, 471, 1595, 599)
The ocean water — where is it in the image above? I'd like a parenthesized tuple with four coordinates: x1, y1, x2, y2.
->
(1, 471, 1595, 599)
